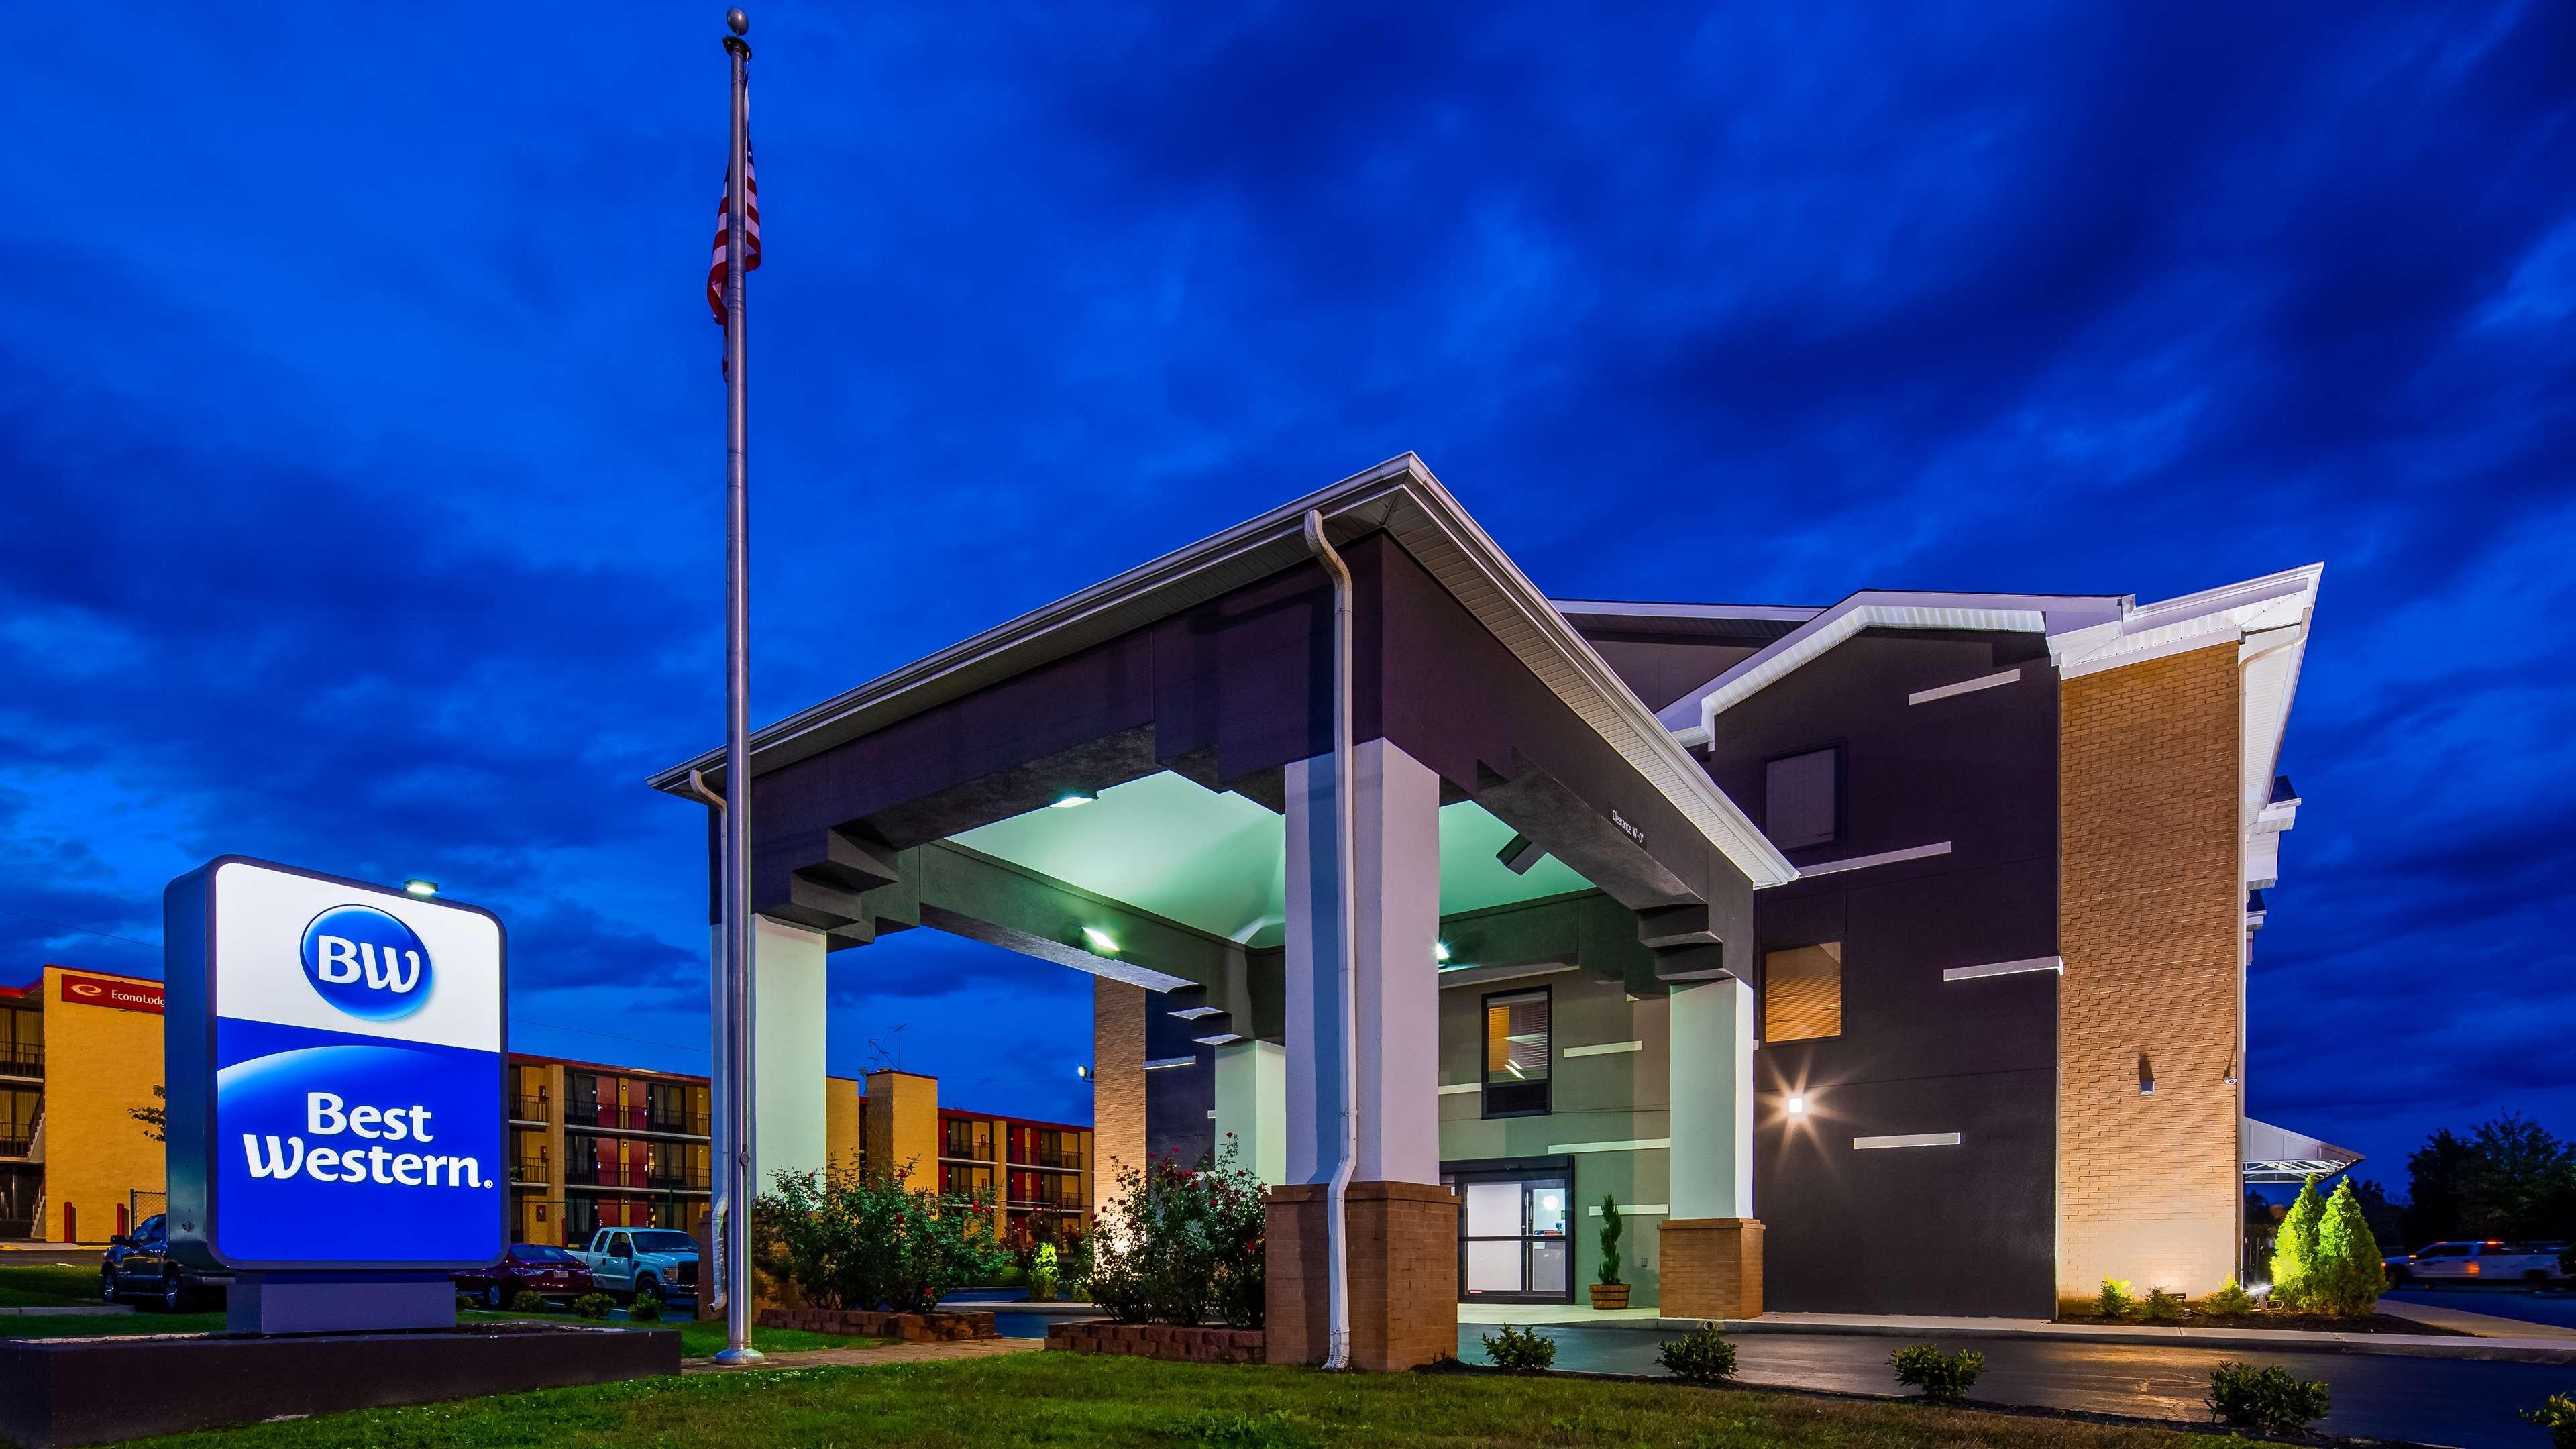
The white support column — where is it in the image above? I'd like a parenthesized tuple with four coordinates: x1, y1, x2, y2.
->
(751, 914, 828, 1190)
(1283, 737, 1443, 1186)
(1213, 1039, 1287, 1185)
(1668, 976, 1754, 1219)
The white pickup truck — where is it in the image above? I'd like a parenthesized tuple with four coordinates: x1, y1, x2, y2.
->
(2385, 1240, 2569, 1287)
(573, 1227, 701, 1302)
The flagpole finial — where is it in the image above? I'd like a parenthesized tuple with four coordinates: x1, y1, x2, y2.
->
(727, 8, 748, 35)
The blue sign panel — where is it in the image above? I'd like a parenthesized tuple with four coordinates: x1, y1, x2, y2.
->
(166, 857, 506, 1271)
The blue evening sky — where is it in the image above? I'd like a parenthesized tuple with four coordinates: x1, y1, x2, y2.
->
(2, 4, 2570, 1180)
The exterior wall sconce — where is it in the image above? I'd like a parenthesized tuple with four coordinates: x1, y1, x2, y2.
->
(1786, 1095, 1807, 1114)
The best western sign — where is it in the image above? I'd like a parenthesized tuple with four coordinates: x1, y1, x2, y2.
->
(164, 857, 506, 1271)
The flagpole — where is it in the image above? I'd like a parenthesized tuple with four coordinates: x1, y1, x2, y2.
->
(714, 3, 761, 1369)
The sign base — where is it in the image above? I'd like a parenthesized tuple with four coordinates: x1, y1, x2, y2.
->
(227, 1271, 455, 1335)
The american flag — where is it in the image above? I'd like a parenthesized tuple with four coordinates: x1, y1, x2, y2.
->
(707, 142, 761, 331)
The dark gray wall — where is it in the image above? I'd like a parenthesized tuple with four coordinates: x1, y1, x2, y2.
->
(1142, 1003, 1216, 1169)
(1690, 629, 2062, 1318)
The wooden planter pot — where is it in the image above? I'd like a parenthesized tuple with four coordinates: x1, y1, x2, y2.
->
(1589, 1283, 1631, 1311)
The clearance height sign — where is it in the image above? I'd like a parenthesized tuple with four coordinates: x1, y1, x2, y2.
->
(164, 857, 506, 1271)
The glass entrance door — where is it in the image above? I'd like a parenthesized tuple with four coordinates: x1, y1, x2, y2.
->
(1446, 1160, 1572, 1302)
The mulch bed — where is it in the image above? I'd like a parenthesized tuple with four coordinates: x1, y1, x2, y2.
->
(2053, 1309, 2469, 1336)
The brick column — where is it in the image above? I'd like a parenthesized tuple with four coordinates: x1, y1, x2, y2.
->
(1266, 1182, 1457, 1369)
(1660, 975, 1761, 1317)
(1091, 978, 1146, 1213)
(1658, 1218, 1763, 1320)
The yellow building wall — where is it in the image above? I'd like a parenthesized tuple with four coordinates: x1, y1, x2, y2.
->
(825, 1075, 863, 1176)
(42, 967, 166, 1242)
(863, 1069, 938, 1185)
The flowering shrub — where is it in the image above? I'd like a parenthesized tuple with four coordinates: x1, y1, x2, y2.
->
(1088, 1136, 1265, 1327)
(755, 1161, 1012, 1312)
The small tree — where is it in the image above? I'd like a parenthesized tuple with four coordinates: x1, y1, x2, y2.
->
(2311, 1178, 2387, 1316)
(1597, 1195, 1623, 1286)
(2269, 1175, 2326, 1308)
(755, 1161, 1010, 1311)
(1087, 1136, 1265, 1328)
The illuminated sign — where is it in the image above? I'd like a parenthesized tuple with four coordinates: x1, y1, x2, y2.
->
(164, 857, 506, 1271)
(58, 973, 165, 1014)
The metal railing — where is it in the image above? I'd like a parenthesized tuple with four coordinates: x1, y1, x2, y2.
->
(643, 1165, 712, 1191)
(512, 1160, 553, 1185)
(1009, 1146, 1085, 1171)
(0, 1135, 32, 1159)
(510, 1095, 552, 1123)
(0, 1049, 42, 1079)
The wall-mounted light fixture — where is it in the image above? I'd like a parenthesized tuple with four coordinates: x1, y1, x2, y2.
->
(1074, 1064, 1092, 1080)
(1051, 790, 1097, 809)
(1434, 941, 1451, 963)
(1081, 926, 1120, 954)
(1786, 1095, 1807, 1114)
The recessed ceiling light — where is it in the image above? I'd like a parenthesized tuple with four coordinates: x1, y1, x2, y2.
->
(1081, 927, 1119, 954)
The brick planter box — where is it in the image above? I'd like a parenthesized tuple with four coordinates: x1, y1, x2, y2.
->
(757, 1307, 996, 1342)
(1046, 1321, 1264, 1364)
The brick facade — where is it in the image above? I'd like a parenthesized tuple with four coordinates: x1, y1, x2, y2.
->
(1265, 1181, 1457, 1370)
(1047, 1321, 1265, 1364)
(1092, 978, 1146, 1214)
(2057, 642, 2245, 1300)
(1658, 1218, 1764, 1318)
(757, 1307, 996, 1342)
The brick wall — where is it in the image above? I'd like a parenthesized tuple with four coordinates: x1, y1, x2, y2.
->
(2058, 643, 2245, 1299)
(1093, 978, 1146, 1214)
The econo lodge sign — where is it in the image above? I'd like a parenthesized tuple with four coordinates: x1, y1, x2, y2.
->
(164, 857, 506, 1271)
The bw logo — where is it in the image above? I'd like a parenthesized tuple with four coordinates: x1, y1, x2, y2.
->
(299, 906, 433, 1020)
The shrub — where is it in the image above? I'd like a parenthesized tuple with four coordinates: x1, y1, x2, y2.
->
(2206, 1361, 2331, 1432)
(2310, 1179, 2387, 1316)
(1890, 1344, 1984, 1404)
(2525, 1392, 2576, 1449)
(2269, 1175, 2327, 1309)
(1597, 1195, 1623, 1287)
(455, 1291, 478, 1312)
(1656, 1326, 1737, 1383)
(2563, 1245, 2576, 1279)
(2142, 1287, 2185, 1322)
(1481, 1323, 1556, 1374)
(2092, 1277, 2135, 1320)
(627, 1291, 663, 1322)
(2202, 1280, 2257, 1316)
(570, 1292, 616, 1320)
(755, 1159, 1012, 1312)
(1030, 1241, 1061, 1302)
(1087, 1136, 1266, 1328)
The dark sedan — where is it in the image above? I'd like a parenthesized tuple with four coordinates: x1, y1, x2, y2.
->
(453, 1242, 594, 1309)
(101, 1214, 231, 1311)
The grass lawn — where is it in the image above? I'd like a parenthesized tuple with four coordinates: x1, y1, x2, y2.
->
(0, 1307, 870, 1358)
(0, 1263, 103, 1306)
(121, 1350, 2277, 1449)
(455, 1309, 879, 1358)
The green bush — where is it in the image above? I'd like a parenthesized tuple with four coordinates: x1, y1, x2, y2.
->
(1597, 1195, 1623, 1287)
(2269, 1175, 2327, 1309)
(570, 1292, 616, 1320)
(510, 1289, 548, 1314)
(2202, 1280, 2257, 1316)
(1890, 1344, 1984, 1404)
(1481, 1323, 1557, 1375)
(2141, 1287, 2185, 1322)
(2206, 1361, 2330, 1432)
(627, 1291, 663, 1322)
(1030, 1241, 1061, 1303)
(1656, 1326, 1737, 1383)
(1087, 1137, 1265, 1328)
(756, 1159, 1012, 1313)
(455, 1291, 477, 1311)
(2092, 1277, 2135, 1320)
(2524, 1391, 2576, 1449)
(2310, 1179, 2387, 1316)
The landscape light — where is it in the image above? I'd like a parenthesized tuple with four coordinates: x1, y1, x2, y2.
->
(1051, 790, 1097, 809)
(1786, 1095, 1806, 1114)
(401, 878, 439, 898)
(1081, 926, 1119, 954)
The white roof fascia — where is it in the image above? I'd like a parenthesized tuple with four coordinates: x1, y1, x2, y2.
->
(1550, 600, 1826, 625)
(1658, 591, 2123, 734)
(649, 453, 1797, 889)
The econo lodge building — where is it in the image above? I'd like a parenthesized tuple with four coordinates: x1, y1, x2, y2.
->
(655, 455, 2341, 1362)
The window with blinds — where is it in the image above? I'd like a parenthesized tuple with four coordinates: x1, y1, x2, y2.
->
(1483, 987, 1552, 1118)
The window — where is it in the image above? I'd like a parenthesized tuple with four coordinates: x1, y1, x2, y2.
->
(1765, 746, 1841, 850)
(1764, 942, 1843, 1042)
(1483, 989, 1552, 1118)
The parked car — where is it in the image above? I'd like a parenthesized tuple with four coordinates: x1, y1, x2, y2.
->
(452, 1243, 596, 1309)
(572, 1227, 699, 1302)
(100, 1214, 231, 1311)
(2385, 1240, 2570, 1287)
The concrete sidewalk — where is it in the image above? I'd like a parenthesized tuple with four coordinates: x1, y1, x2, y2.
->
(685, 1337, 1044, 1373)
(1458, 1302, 2576, 1362)
(2377, 1295, 2576, 1340)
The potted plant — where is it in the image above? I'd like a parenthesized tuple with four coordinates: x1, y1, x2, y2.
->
(1589, 1194, 1629, 1310)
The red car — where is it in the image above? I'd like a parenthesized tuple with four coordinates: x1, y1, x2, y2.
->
(453, 1243, 595, 1309)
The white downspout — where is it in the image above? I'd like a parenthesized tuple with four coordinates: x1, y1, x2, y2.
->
(1301, 508, 1360, 1371)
